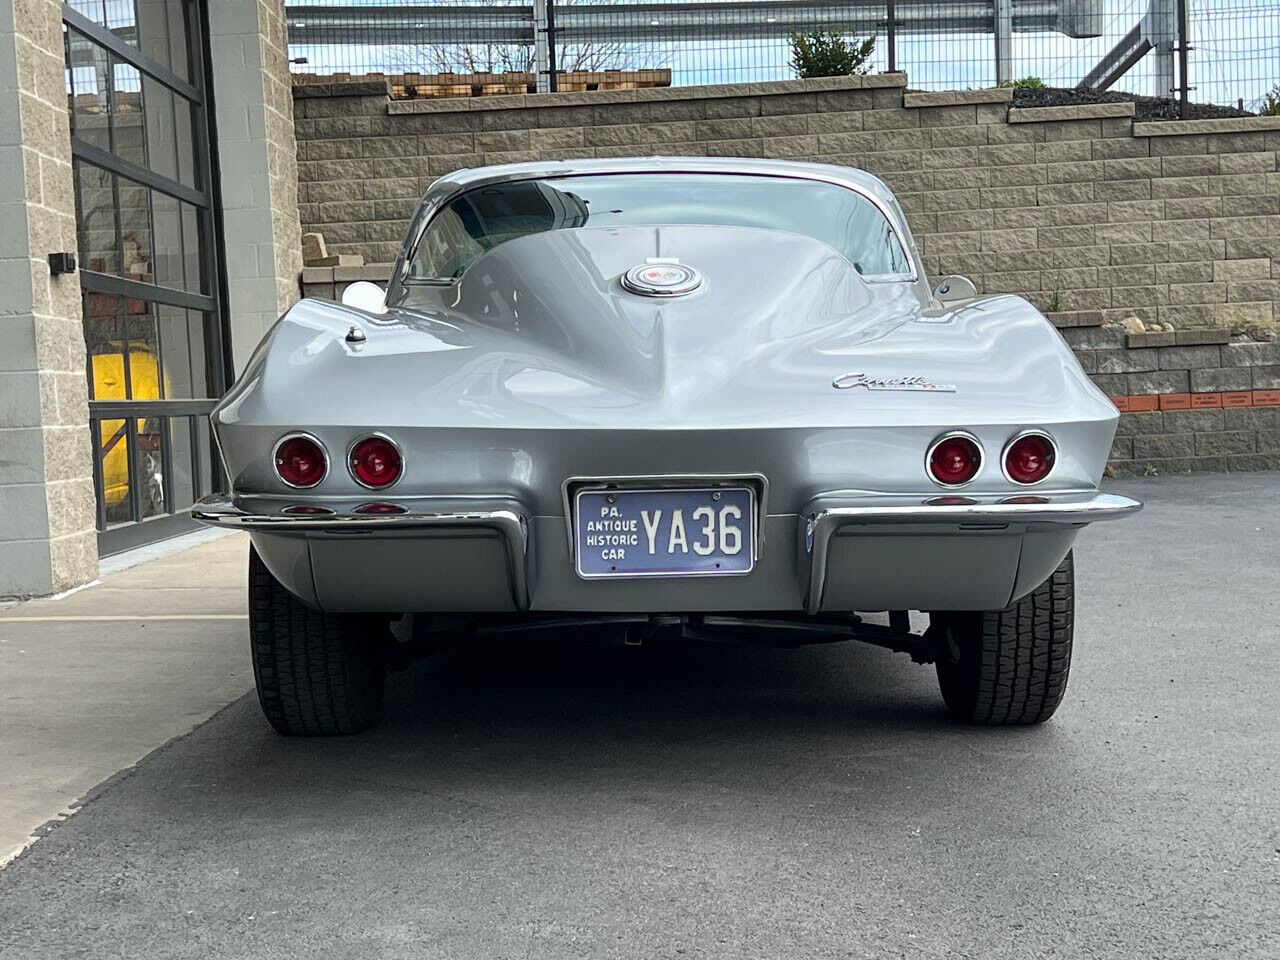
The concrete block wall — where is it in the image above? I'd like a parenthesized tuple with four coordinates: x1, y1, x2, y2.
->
(293, 74, 1280, 333)
(208, 0, 303, 375)
(0, 0, 98, 597)
(1054, 317, 1280, 474)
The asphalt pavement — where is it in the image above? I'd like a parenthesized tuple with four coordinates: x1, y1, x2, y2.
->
(0, 474, 1276, 959)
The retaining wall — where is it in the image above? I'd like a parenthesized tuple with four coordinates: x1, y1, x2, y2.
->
(293, 75, 1280, 473)
(293, 73, 1280, 332)
(1053, 316, 1279, 474)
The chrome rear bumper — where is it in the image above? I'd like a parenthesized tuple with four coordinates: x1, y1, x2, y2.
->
(191, 490, 1140, 615)
(804, 491, 1141, 533)
(801, 491, 1141, 613)
(192, 494, 531, 610)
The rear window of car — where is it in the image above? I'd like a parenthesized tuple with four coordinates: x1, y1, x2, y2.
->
(407, 172, 912, 282)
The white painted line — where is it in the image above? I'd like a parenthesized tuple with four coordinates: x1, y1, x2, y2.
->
(45, 580, 102, 602)
(0, 615, 249, 623)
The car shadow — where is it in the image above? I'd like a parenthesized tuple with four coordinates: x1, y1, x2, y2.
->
(227, 636, 1090, 809)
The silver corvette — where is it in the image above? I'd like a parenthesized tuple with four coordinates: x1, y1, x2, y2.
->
(192, 157, 1141, 735)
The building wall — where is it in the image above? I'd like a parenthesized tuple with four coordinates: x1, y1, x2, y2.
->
(293, 73, 1280, 333)
(208, 0, 303, 375)
(0, 0, 98, 597)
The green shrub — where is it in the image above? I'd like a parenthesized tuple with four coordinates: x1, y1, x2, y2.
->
(789, 29, 875, 79)
(1000, 76, 1046, 89)
(1259, 84, 1280, 116)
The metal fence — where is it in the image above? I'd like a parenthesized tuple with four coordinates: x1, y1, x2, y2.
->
(284, 1, 1279, 112)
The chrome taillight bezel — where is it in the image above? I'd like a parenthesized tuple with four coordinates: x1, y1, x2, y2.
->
(272, 432, 329, 489)
(925, 430, 984, 488)
(347, 432, 404, 490)
(1001, 430, 1058, 486)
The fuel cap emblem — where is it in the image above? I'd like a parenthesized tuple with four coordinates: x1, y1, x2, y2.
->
(621, 261, 702, 297)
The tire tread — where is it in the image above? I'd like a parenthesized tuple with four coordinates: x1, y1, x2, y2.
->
(248, 546, 384, 736)
(936, 552, 1074, 726)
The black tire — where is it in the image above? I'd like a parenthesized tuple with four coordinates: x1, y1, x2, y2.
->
(933, 551, 1074, 725)
(248, 545, 386, 736)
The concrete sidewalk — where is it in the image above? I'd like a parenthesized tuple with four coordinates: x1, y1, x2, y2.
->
(0, 533, 252, 864)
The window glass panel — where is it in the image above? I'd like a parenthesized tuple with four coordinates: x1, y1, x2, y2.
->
(102, 0, 138, 39)
(140, 75, 177, 182)
(135, 76, 197, 189)
(66, 32, 195, 188)
(68, 1, 140, 48)
(66, 1, 112, 29)
(154, 305, 212, 399)
(95, 416, 167, 525)
(410, 173, 913, 282)
(97, 414, 132, 524)
(180, 202, 203, 292)
(67, 2, 191, 81)
(136, 0, 191, 81)
(134, 416, 168, 519)
(84, 292, 126, 400)
(74, 161, 208, 295)
(110, 58, 145, 167)
(195, 416, 212, 499)
(66, 0, 103, 20)
(76, 161, 119, 275)
(168, 415, 195, 511)
(175, 96, 196, 187)
(66, 30, 111, 152)
(83, 294, 161, 401)
(151, 190, 182, 288)
(124, 310, 162, 401)
(87, 296, 213, 402)
(117, 176, 153, 282)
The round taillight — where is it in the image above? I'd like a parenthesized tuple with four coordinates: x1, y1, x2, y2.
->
(1004, 433, 1056, 485)
(349, 435, 402, 489)
(928, 433, 982, 486)
(274, 435, 327, 488)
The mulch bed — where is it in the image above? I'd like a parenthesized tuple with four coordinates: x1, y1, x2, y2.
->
(1011, 85, 1255, 121)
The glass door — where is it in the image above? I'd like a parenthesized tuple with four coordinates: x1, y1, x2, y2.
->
(63, 1, 228, 555)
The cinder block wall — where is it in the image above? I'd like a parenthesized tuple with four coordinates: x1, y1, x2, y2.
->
(0, 0, 99, 598)
(292, 75, 1280, 475)
(1054, 319, 1279, 473)
(208, 0, 303, 375)
(294, 73, 1280, 332)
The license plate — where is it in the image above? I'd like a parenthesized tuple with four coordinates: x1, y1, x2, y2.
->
(574, 486, 755, 579)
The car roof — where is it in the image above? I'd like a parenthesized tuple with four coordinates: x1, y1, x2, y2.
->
(431, 156, 900, 212)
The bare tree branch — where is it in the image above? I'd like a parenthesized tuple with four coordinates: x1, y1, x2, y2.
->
(384, 0, 668, 77)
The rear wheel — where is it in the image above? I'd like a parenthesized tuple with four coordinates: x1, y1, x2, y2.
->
(248, 545, 387, 736)
(932, 551, 1074, 725)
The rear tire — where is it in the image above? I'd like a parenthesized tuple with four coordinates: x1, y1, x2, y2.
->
(248, 545, 386, 736)
(933, 551, 1074, 725)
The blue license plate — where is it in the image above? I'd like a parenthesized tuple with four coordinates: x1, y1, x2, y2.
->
(575, 486, 755, 579)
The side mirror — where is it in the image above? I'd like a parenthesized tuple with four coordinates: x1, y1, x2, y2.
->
(341, 280, 386, 314)
(932, 275, 978, 306)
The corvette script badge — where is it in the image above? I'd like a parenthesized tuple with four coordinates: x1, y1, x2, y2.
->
(832, 371, 957, 392)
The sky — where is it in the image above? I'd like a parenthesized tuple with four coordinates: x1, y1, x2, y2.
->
(68, 0, 1280, 109)
(279, 0, 1277, 107)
